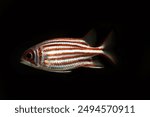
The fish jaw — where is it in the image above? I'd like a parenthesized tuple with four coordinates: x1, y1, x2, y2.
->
(20, 59, 33, 67)
(20, 59, 38, 69)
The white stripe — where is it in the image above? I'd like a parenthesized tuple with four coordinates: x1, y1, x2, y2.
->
(49, 56, 90, 64)
(42, 42, 89, 48)
(46, 54, 85, 59)
(42, 38, 86, 43)
(45, 49, 101, 55)
(43, 46, 85, 51)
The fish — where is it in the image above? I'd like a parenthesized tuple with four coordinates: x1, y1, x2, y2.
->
(20, 29, 115, 73)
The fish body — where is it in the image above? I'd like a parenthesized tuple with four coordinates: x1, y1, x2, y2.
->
(21, 30, 115, 73)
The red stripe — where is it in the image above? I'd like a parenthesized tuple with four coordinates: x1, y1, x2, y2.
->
(43, 46, 101, 51)
(42, 39, 87, 45)
(43, 44, 80, 48)
(42, 42, 88, 48)
(43, 47, 97, 52)
(38, 47, 42, 65)
(46, 54, 92, 60)
(45, 52, 97, 56)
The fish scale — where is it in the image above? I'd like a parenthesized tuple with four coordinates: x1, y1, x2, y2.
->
(48, 61, 94, 70)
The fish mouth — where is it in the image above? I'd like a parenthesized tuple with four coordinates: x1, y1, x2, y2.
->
(20, 59, 31, 67)
(20, 59, 38, 69)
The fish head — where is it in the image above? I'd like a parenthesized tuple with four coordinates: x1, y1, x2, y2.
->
(20, 47, 38, 68)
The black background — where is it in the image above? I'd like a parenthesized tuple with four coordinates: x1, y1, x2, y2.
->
(0, 1, 149, 99)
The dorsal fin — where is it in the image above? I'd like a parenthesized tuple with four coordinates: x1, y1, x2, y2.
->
(83, 29, 97, 47)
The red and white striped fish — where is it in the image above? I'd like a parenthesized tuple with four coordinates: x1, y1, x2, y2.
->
(20, 29, 115, 73)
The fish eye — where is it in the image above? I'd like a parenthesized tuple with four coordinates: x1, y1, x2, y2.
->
(25, 53, 32, 59)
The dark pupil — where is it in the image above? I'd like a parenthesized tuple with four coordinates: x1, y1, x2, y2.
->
(26, 53, 32, 59)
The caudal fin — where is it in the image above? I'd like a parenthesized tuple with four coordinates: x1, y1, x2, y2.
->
(98, 31, 116, 64)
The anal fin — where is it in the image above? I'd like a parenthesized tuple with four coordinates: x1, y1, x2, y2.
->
(83, 56, 104, 69)
(83, 64, 103, 69)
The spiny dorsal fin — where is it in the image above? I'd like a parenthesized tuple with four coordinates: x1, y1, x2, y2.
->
(83, 29, 97, 47)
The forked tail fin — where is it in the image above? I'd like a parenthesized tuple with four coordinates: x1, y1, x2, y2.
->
(98, 31, 116, 64)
